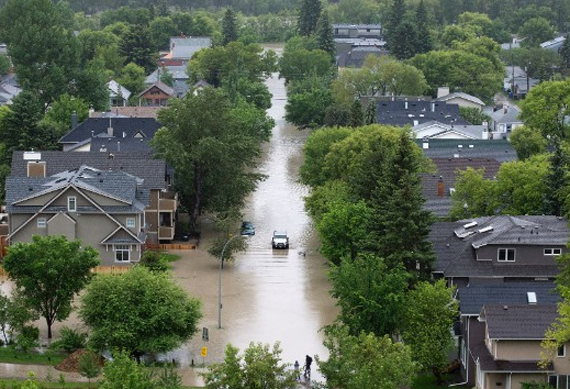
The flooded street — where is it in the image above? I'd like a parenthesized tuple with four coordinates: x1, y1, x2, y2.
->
(0, 71, 339, 386)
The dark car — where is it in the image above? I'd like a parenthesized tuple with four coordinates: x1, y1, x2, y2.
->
(241, 221, 255, 236)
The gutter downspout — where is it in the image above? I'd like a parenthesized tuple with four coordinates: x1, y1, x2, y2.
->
(449, 317, 470, 387)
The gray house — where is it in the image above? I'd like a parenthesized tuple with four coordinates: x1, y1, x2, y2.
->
(431, 215, 569, 287)
(5, 165, 148, 266)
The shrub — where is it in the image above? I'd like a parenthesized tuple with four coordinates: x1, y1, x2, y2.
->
(50, 327, 87, 353)
(139, 251, 169, 272)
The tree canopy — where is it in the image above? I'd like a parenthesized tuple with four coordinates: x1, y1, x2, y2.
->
(80, 266, 203, 360)
(3, 235, 99, 339)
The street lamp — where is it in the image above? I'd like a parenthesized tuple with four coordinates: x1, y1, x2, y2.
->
(218, 234, 242, 329)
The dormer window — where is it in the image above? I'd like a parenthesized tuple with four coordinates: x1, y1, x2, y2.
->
(498, 248, 515, 262)
(68, 196, 76, 212)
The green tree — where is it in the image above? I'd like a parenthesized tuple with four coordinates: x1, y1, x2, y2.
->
(75, 59, 112, 111)
(78, 30, 119, 63)
(118, 26, 157, 74)
(318, 201, 371, 264)
(364, 100, 376, 124)
(0, 289, 38, 345)
(200, 342, 298, 389)
(94, 44, 126, 77)
(151, 88, 272, 231)
(415, 0, 433, 54)
(298, 0, 322, 36)
(304, 180, 354, 222)
(222, 8, 239, 46)
(329, 254, 409, 336)
(520, 80, 570, 140)
(385, 0, 406, 54)
(519, 17, 556, 48)
(0, 0, 81, 106)
(80, 266, 202, 361)
(318, 324, 418, 389)
(403, 280, 458, 383)
(285, 86, 333, 128)
(349, 99, 363, 127)
(510, 126, 547, 160)
(315, 12, 335, 60)
(3, 235, 99, 339)
(390, 19, 419, 60)
(99, 351, 154, 389)
(278, 48, 334, 85)
(78, 351, 102, 389)
(42, 94, 90, 137)
(148, 16, 177, 51)
(543, 139, 569, 216)
(459, 107, 491, 125)
(367, 131, 435, 281)
(118, 63, 146, 96)
(450, 167, 498, 219)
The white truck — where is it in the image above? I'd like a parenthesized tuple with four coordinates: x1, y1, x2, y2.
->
(271, 231, 289, 249)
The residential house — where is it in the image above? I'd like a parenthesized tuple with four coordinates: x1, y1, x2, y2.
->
(146, 65, 189, 98)
(333, 23, 386, 68)
(421, 157, 501, 218)
(333, 24, 382, 39)
(10, 151, 177, 244)
(59, 117, 161, 152)
(504, 66, 539, 99)
(456, 282, 560, 388)
(541, 35, 566, 52)
(160, 36, 212, 66)
(375, 100, 469, 127)
(5, 165, 148, 266)
(473, 305, 569, 389)
(0, 82, 21, 106)
(435, 87, 485, 110)
(138, 81, 175, 107)
(419, 139, 517, 163)
(489, 105, 523, 139)
(336, 45, 388, 68)
(431, 215, 569, 287)
(108, 80, 131, 107)
(89, 106, 162, 119)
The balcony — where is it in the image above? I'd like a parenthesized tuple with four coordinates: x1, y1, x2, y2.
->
(159, 198, 177, 212)
(158, 226, 174, 240)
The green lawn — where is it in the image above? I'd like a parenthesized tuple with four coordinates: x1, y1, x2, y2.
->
(0, 347, 66, 365)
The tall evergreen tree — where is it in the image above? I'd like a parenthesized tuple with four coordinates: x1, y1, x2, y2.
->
(222, 8, 238, 46)
(385, 0, 406, 53)
(298, 0, 322, 36)
(364, 100, 377, 124)
(119, 26, 157, 74)
(316, 12, 335, 60)
(366, 131, 435, 282)
(415, 0, 433, 54)
(349, 99, 364, 127)
(390, 19, 419, 60)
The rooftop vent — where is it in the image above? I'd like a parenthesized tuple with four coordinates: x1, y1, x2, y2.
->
(478, 226, 493, 233)
(527, 292, 537, 305)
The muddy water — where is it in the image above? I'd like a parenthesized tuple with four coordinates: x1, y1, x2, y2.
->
(0, 72, 339, 386)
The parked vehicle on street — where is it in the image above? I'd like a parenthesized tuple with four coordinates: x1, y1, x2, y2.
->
(272, 231, 289, 249)
(241, 221, 255, 236)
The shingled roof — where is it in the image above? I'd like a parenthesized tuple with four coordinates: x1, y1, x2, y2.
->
(59, 117, 161, 145)
(11, 151, 167, 190)
(431, 216, 568, 279)
(458, 282, 559, 316)
(481, 305, 558, 339)
(418, 139, 517, 163)
(376, 100, 469, 127)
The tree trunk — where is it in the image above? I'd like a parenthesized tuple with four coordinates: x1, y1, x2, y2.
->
(189, 164, 202, 233)
(47, 320, 52, 339)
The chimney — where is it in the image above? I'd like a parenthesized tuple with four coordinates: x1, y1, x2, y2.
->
(404, 101, 408, 110)
(107, 117, 113, 137)
(437, 86, 450, 98)
(27, 161, 46, 178)
(71, 111, 78, 130)
(437, 176, 444, 197)
(431, 101, 435, 112)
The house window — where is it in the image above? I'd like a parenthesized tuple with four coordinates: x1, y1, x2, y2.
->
(497, 248, 515, 262)
(68, 196, 76, 212)
(477, 361, 484, 388)
(126, 218, 136, 228)
(551, 375, 569, 389)
(558, 345, 566, 358)
(545, 248, 563, 256)
(37, 218, 46, 228)
(115, 245, 130, 262)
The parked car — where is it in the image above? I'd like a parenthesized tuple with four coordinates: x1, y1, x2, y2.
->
(272, 231, 289, 249)
(241, 221, 255, 236)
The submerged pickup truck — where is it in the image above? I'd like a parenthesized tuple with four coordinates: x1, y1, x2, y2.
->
(271, 231, 289, 249)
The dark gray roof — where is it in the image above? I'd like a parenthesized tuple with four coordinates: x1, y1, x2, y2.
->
(11, 151, 167, 190)
(418, 139, 517, 163)
(81, 137, 154, 154)
(338, 47, 388, 68)
(59, 117, 161, 144)
(458, 282, 559, 316)
(6, 165, 148, 213)
(431, 216, 568, 278)
(483, 304, 558, 339)
(376, 100, 469, 127)
(422, 157, 501, 217)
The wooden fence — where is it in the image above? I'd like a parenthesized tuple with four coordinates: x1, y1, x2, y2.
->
(92, 266, 131, 275)
(145, 243, 197, 250)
